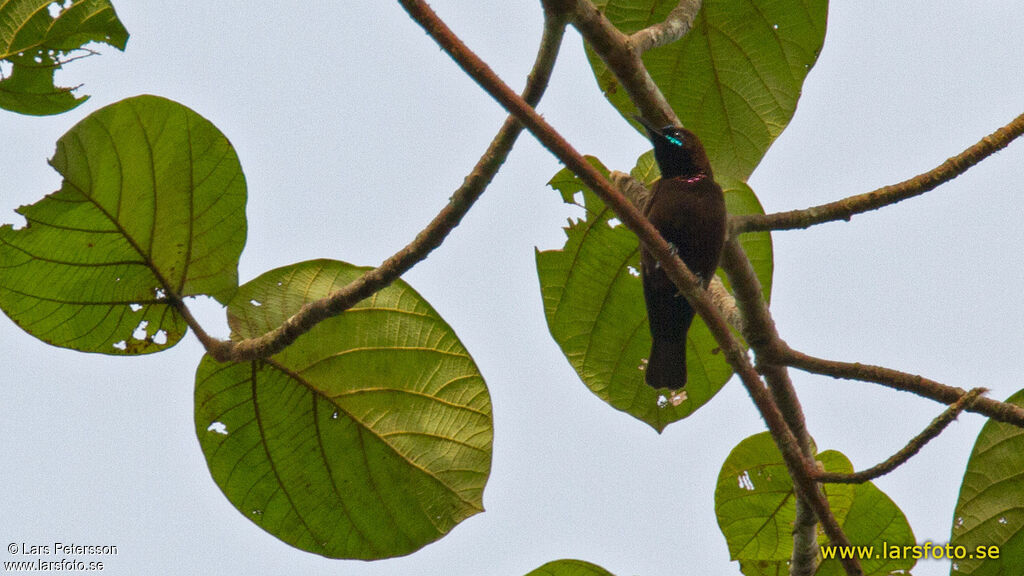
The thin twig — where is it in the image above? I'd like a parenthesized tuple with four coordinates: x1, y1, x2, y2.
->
(172, 295, 220, 353)
(816, 388, 986, 484)
(398, 3, 861, 574)
(731, 113, 1024, 234)
(181, 12, 570, 362)
(782, 346, 1024, 427)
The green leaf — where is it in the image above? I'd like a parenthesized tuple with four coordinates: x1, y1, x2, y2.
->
(715, 433, 915, 576)
(524, 559, 616, 576)
(0, 0, 129, 115)
(950, 389, 1024, 575)
(537, 155, 770, 431)
(195, 259, 492, 559)
(0, 95, 246, 354)
(814, 458, 916, 575)
(716, 433, 849, 564)
(736, 562, 787, 576)
(587, 0, 828, 181)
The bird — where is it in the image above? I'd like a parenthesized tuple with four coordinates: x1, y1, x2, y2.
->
(634, 115, 727, 392)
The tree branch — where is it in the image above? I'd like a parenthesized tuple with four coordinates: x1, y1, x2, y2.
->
(718, 239, 819, 574)
(629, 1, 702, 53)
(554, 4, 856, 571)
(185, 11, 569, 363)
(398, 2, 861, 574)
(545, 0, 683, 126)
(781, 345, 1024, 427)
(731, 112, 1024, 234)
(816, 388, 985, 484)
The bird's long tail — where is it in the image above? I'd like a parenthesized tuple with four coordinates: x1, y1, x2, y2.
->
(643, 264, 698, 391)
(645, 336, 688, 391)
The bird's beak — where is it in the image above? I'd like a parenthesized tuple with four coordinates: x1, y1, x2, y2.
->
(633, 114, 663, 138)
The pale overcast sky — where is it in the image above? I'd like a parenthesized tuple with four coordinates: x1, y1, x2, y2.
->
(3, 3, 1023, 576)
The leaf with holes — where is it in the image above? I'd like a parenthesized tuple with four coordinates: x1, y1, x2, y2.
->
(950, 389, 1024, 575)
(587, 0, 827, 181)
(195, 259, 492, 559)
(716, 433, 847, 567)
(536, 155, 769, 431)
(0, 0, 129, 115)
(715, 432, 915, 576)
(0, 95, 246, 354)
(524, 559, 616, 576)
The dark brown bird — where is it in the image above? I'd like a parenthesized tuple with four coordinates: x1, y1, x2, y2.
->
(635, 116, 727, 391)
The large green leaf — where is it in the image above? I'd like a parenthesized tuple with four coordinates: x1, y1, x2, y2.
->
(195, 259, 492, 559)
(0, 0, 128, 115)
(715, 433, 851, 566)
(0, 95, 246, 354)
(525, 559, 616, 576)
(715, 432, 915, 576)
(537, 155, 770, 431)
(814, 463, 916, 576)
(950, 389, 1024, 575)
(587, 0, 828, 181)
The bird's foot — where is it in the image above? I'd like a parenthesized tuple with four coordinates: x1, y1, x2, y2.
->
(654, 242, 679, 270)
